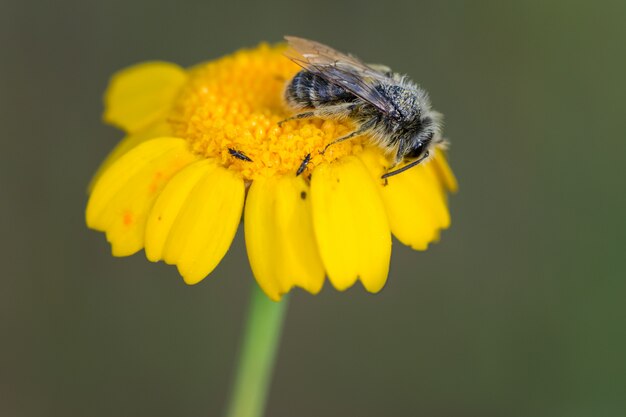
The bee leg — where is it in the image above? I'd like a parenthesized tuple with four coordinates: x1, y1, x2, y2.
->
(320, 120, 375, 154)
(320, 131, 361, 154)
(277, 111, 316, 127)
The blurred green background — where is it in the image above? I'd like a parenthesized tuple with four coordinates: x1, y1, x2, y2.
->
(2, 0, 625, 416)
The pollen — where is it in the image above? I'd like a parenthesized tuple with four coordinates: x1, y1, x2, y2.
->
(168, 44, 364, 180)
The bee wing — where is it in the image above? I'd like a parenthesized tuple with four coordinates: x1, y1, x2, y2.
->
(285, 36, 398, 116)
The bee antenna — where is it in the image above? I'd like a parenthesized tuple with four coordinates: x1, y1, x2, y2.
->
(381, 151, 429, 179)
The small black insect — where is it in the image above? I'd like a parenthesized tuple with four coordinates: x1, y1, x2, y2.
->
(228, 148, 253, 162)
(296, 153, 311, 176)
(283, 36, 446, 178)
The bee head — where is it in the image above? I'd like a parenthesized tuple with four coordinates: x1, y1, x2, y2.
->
(384, 109, 444, 179)
(404, 110, 442, 160)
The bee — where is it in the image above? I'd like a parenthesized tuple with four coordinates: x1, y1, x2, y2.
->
(283, 36, 445, 178)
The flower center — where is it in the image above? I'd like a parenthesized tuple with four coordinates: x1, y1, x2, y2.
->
(168, 43, 365, 180)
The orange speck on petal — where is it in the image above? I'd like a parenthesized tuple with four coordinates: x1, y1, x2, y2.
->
(149, 171, 164, 193)
(123, 210, 133, 226)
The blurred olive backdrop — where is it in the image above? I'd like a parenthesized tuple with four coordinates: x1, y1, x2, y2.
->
(2, 0, 625, 416)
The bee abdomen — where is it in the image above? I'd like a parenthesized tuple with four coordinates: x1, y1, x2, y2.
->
(286, 70, 356, 108)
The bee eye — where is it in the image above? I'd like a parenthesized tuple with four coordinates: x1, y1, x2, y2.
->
(406, 141, 425, 159)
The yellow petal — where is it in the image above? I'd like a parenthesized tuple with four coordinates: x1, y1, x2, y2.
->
(245, 176, 325, 301)
(86, 137, 199, 256)
(88, 120, 173, 193)
(432, 149, 458, 193)
(145, 159, 215, 262)
(310, 156, 391, 293)
(161, 164, 245, 285)
(103, 62, 187, 133)
(358, 149, 450, 251)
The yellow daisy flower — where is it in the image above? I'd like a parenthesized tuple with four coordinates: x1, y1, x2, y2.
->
(86, 43, 457, 301)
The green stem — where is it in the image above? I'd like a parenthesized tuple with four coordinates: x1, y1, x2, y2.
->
(224, 284, 289, 417)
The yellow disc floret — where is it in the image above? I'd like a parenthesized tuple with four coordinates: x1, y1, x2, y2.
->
(168, 44, 365, 180)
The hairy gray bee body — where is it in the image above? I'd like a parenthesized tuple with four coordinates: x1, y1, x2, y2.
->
(283, 36, 445, 178)
(286, 71, 357, 110)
